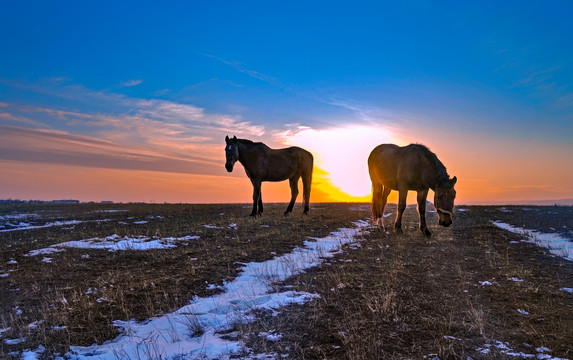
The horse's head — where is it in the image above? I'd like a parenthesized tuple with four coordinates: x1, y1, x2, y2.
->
(225, 135, 239, 172)
(434, 176, 457, 227)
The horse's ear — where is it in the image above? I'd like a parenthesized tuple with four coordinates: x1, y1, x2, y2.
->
(451, 176, 457, 186)
(225, 135, 229, 142)
(233, 135, 237, 141)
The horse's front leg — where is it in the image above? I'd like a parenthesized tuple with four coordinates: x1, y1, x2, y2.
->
(394, 189, 407, 234)
(250, 180, 262, 217)
(417, 188, 431, 237)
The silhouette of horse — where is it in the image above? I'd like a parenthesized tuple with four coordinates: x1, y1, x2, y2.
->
(368, 143, 457, 237)
(225, 136, 313, 216)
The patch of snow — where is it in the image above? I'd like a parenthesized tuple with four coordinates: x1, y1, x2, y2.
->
(261, 331, 283, 342)
(3, 337, 25, 345)
(59, 235, 174, 251)
(206, 283, 223, 290)
(86, 287, 97, 295)
(0, 220, 82, 232)
(133, 220, 148, 224)
(493, 221, 573, 261)
(443, 335, 460, 340)
(21, 345, 45, 360)
(509, 277, 524, 282)
(7, 258, 17, 265)
(479, 280, 494, 286)
(25, 235, 200, 255)
(24, 247, 64, 257)
(560, 287, 573, 293)
(456, 208, 469, 212)
(0, 213, 40, 220)
(517, 309, 529, 315)
(66, 220, 369, 360)
(28, 321, 41, 330)
(204, 224, 224, 229)
(477, 341, 567, 359)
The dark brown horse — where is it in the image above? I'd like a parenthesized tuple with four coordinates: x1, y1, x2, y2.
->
(225, 136, 313, 216)
(368, 143, 457, 237)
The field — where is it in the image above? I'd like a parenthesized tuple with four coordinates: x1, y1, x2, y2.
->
(1, 203, 572, 359)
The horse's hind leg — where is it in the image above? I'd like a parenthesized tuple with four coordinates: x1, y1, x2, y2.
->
(250, 180, 262, 217)
(258, 189, 263, 215)
(302, 168, 312, 214)
(284, 176, 300, 215)
(417, 188, 431, 237)
(394, 189, 407, 234)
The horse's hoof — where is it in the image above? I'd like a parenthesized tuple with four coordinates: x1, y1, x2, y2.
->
(422, 229, 432, 238)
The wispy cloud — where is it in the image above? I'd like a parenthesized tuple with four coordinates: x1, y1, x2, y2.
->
(120, 79, 144, 87)
(0, 80, 267, 175)
(0, 112, 50, 128)
(0, 124, 218, 175)
(199, 52, 280, 85)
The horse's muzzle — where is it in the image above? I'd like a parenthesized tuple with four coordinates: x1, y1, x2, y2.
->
(225, 163, 234, 172)
(439, 218, 452, 227)
(437, 208, 453, 227)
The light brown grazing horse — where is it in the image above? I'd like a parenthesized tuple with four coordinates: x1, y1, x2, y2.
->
(225, 136, 314, 216)
(368, 143, 457, 237)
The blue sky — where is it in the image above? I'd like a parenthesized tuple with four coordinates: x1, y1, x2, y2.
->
(1, 1, 572, 203)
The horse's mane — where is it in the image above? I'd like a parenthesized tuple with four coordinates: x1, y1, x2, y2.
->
(411, 144, 450, 184)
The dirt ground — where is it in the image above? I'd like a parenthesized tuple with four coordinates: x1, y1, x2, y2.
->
(242, 205, 573, 359)
(1, 203, 572, 359)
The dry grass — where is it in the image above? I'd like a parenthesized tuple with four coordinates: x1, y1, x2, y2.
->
(241, 206, 573, 359)
(1, 203, 572, 359)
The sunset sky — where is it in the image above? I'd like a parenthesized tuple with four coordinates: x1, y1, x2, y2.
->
(1, 1, 572, 205)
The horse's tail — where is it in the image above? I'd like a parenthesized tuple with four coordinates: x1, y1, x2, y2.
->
(371, 182, 382, 225)
(302, 152, 313, 213)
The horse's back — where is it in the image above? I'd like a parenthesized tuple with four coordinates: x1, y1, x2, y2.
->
(259, 146, 313, 181)
(282, 146, 313, 164)
(369, 143, 434, 190)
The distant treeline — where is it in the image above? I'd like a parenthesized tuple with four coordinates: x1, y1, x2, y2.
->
(0, 199, 81, 204)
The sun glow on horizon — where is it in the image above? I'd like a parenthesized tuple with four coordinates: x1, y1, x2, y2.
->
(282, 124, 398, 200)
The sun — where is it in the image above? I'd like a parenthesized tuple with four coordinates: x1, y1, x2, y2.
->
(282, 124, 397, 200)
